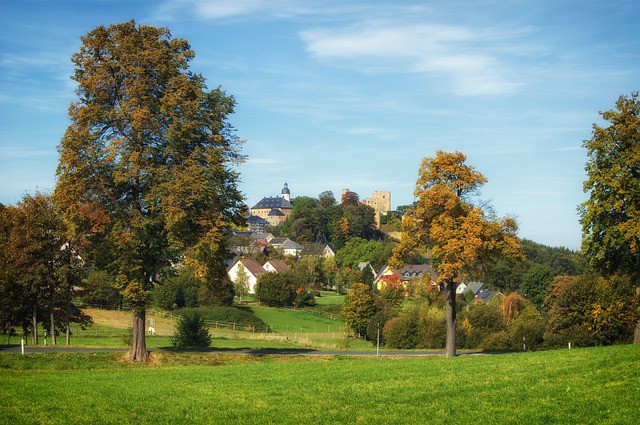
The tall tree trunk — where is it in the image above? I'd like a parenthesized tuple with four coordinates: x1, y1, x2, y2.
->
(445, 279, 456, 358)
(65, 283, 71, 345)
(130, 309, 149, 362)
(634, 284, 640, 344)
(31, 299, 38, 345)
(49, 287, 56, 346)
(22, 320, 28, 342)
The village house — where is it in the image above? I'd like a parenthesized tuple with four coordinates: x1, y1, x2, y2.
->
(263, 259, 290, 273)
(374, 264, 438, 291)
(269, 237, 303, 257)
(227, 258, 266, 294)
(301, 242, 336, 258)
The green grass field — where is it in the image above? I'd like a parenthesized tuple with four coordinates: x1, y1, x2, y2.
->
(249, 305, 343, 333)
(1, 344, 638, 424)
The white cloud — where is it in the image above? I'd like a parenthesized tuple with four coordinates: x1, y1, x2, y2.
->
(300, 22, 527, 96)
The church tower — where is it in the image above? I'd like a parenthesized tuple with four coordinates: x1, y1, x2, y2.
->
(281, 182, 291, 202)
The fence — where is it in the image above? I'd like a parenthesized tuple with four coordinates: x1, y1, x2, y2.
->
(79, 303, 349, 341)
(147, 309, 272, 333)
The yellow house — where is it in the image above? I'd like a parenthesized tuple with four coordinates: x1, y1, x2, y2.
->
(375, 264, 438, 291)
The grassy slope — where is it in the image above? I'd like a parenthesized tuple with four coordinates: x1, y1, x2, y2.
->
(249, 305, 343, 333)
(1, 345, 639, 424)
(57, 308, 316, 350)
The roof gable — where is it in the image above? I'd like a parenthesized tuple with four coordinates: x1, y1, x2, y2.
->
(264, 259, 290, 273)
(238, 258, 266, 276)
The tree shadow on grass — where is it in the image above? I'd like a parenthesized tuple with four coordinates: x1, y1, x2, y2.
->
(157, 346, 318, 355)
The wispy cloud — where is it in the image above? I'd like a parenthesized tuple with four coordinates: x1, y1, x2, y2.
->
(0, 146, 57, 159)
(154, 0, 327, 21)
(246, 157, 280, 165)
(300, 22, 529, 96)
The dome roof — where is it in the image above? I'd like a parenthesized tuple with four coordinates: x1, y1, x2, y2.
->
(281, 182, 290, 195)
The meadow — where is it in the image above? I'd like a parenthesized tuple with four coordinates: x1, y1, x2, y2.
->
(1, 344, 638, 424)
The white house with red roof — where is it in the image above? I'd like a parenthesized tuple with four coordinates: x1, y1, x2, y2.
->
(227, 258, 267, 294)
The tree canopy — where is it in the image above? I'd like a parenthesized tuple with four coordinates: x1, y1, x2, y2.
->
(54, 21, 245, 361)
(0, 194, 90, 345)
(391, 151, 522, 356)
(579, 91, 640, 342)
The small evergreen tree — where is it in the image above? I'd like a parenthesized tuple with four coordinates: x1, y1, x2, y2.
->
(171, 312, 211, 348)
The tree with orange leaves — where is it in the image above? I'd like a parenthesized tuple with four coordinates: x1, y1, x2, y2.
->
(391, 151, 522, 357)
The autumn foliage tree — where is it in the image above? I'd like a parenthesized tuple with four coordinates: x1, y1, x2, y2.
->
(543, 274, 639, 347)
(579, 92, 640, 343)
(54, 21, 245, 361)
(342, 282, 376, 338)
(0, 194, 90, 345)
(391, 151, 522, 357)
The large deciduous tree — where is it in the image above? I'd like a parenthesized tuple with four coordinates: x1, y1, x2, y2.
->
(391, 151, 522, 357)
(54, 21, 245, 361)
(579, 92, 640, 343)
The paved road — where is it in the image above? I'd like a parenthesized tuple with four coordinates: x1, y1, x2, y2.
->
(0, 345, 484, 357)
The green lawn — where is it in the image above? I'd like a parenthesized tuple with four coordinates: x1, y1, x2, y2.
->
(249, 305, 343, 333)
(1, 345, 638, 424)
(315, 293, 345, 304)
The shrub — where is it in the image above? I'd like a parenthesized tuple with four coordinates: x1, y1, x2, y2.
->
(383, 309, 420, 349)
(479, 330, 512, 351)
(171, 312, 211, 348)
(366, 310, 394, 346)
(378, 275, 406, 307)
(153, 267, 200, 310)
(198, 276, 235, 306)
(464, 299, 505, 348)
(508, 310, 545, 350)
(293, 287, 316, 308)
(418, 306, 446, 349)
(255, 272, 295, 307)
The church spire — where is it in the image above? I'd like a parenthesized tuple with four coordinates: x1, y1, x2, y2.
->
(281, 182, 291, 202)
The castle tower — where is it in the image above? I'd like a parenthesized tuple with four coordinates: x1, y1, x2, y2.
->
(362, 191, 391, 229)
(281, 182, 291, 202)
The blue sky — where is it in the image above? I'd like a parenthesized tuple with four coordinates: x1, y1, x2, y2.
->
(1, 1, 638, 250)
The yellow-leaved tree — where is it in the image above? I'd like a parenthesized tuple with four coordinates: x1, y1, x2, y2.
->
(391, 151, 522, 357)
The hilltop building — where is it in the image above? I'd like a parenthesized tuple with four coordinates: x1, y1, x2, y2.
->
(362, 191, 391, 215)
(250, 182, 293, 227)
(342, 189, 391, 228)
